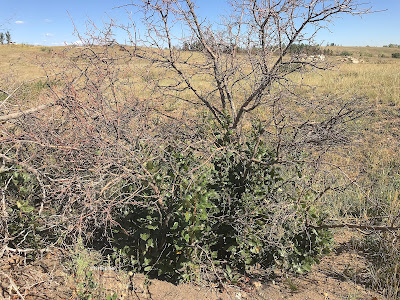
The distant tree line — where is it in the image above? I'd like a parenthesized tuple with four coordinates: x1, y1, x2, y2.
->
(384, 44, 400, 48)
(181, 39, 235, 53)
(0, 31, 11, 44)
(180, 40, 335, 56)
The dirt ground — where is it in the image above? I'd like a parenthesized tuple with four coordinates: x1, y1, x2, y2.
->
(0, 232, 384, 300)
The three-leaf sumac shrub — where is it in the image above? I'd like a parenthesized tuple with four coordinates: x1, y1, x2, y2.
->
(0, 165, 51, 252)
(105, 124, 332, 282)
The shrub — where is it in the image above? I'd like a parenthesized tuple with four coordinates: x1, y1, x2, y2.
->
(384, 44, 400, 48)
(40, 47, 51, 53)
(340, 51, 352, 56)
(0, 165, 46, 251)
(323, 49, 334, 56)
(392, 53, 400, 58)
(360, 52, 372, 57)
(105, 123, 333, 282)
(287, 43, 322, 55)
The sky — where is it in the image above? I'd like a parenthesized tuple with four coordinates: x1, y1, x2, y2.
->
(0, 0, 399, 47)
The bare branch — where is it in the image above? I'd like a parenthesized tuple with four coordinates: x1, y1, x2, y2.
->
(0, 102, 58, 122)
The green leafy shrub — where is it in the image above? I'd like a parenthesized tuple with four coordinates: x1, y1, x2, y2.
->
(392, 53, 400, 59)
(104, 122, 333, 282)
(68, 237, 102, 300)
(107, 144, 216, 282)
(40, 47, 52, 53)
(340, 51, 352, 56)
(0, 165, 46, 251)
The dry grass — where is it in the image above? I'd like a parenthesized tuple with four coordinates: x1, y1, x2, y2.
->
(296, 59, 400, 105)
(2, 44, 399, 103)
(0, 44, 57, 81)
(324, 45, 400, 58)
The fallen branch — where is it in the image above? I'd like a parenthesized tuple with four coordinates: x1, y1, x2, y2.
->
(0, 102, 57, 122)
(0, 270, 25, 299)
(0, 245, 60, 257)
(310, 223, 400, 232)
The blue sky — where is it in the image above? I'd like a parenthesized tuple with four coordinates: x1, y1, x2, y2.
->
(0, 0, 399, 47)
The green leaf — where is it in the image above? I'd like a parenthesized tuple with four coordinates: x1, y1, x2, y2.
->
(226, 265, 232, 275)
(143, 257, 151, 265)
(302, 262, 312, 272)
(144, 266, 152, 272)
(140, 233, 150, 241)
(245, 258, 253, 265)
(20, 205, 34, 213)
(227, 245, 236, 253)
(184, 211, 191, 222)
(106, 293, 118, 300)
(146, 225, 158, 230)
(183, 234, 190, 243)
(147, 238, 154, 248)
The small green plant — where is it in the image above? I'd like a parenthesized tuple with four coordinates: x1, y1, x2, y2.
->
(392, 53, 400, 59)
(106, 293, 118, 300)
(360, 52, 372, 57)
(355, 234, 400, 299)
(340, 51, 352, 56)
(69, 238, 102, 300)
(286, 278, 299, 292)
(40, 46, 51, 53)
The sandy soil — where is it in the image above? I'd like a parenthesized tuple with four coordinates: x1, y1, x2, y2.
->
(0, 233, 384, 300)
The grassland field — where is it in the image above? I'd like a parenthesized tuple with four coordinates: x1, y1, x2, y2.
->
(1, 44, 399, 104)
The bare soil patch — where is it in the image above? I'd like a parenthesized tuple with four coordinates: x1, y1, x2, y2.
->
(0, 232, 384, 300)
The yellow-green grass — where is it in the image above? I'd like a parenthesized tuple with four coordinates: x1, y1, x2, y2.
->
(0, 44, 61, 81)
(1, 44, 399, 105)
(323, 45, 400, 59)
(295, 59, 400, 106)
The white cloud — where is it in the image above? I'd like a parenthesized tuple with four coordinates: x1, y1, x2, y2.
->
(15, 20, 24, 24)
(45, 33, 55, 37)
(73, 40, 84, 46)
(44, 19, 52, 23)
